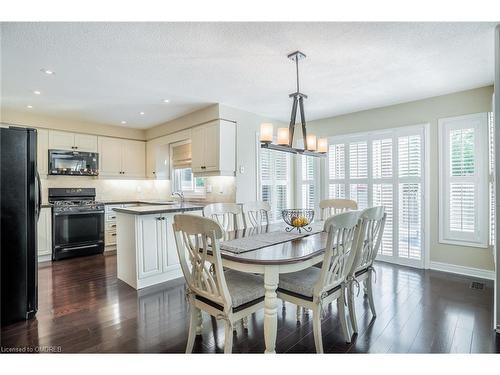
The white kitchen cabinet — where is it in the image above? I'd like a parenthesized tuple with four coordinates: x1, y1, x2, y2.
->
(191, 120, 236, 176)
(98, 137, 146, 178)
(37, 207, 52, 261)
(146, 141, 170, 179)
(137, 214, 165, 279)
(36, 128, 49, 176)
(48, 130, 97, 152)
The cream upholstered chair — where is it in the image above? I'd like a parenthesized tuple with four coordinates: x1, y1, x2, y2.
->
(319, 199, 358, 220)
(173, 214, 265, 353)
(277, 211, 362, 353)
(203, 203, 246, 232)
(346, 206, 386, 334)
(242, 201, 271, 228)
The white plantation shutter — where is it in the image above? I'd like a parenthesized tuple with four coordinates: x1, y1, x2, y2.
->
(488, 112, 495, 247)
(299, 155, 317, 210)
(439, 113, 488, 247)
(327, 125, 425, 266)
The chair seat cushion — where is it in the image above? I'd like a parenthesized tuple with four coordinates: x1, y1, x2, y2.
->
(278, 267, 322, 298)
(224, 269, 265, 308)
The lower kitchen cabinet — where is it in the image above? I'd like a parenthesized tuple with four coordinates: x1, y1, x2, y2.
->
(115, 211, 186, 289)
(37, 207, 52, 261)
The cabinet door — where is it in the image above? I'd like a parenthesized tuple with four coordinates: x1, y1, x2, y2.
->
(48, 130, 75, 150)
(146, 140, 157, 178)
(36, 128, 49, 176)
(137, 215, 164, 279)
(164, 216, 179, 268)
(98, 137, 123, 176)
(203, 122, 219, 171)
(191, 126, 205, 173)
(37, 208, 52, 257)
(122, 140, 146, 178)
(74, 134, 98, 152)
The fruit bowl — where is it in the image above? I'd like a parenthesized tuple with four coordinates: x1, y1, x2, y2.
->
(282, 209, 315, 233)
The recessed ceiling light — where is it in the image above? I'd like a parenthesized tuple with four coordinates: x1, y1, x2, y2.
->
(121, 121, 127, 124)
(27, 105, 33, 109)
(139, 111, 145, 115)
(163, 99, 170, 103)
(40, 68, 55, 75)
(33, 90, 41, 95)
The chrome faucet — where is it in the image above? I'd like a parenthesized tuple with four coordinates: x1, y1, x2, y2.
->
(172, 191, 185, 205)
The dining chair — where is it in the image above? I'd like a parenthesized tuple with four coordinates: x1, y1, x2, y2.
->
(203, 203, 246, 232)
(242, 201, 271, 228)
(173, 214, 265, 353)
(276, 211, 362, 353)
(345, 206, 386, 334)
(319, 199, 358, 220)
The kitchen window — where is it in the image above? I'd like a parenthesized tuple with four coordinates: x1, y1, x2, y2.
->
(438, 113, 489, 248)
(327, 125, 426, 267)
(171, 141, 205, 196)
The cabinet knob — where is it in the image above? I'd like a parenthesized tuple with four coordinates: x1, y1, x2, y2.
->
(201, 166, 206, 169)
(153, 171, 156, 174)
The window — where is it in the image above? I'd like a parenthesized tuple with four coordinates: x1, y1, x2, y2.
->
(171, 141, 205, 196)
(439, 113, 489, 247)
(259, 147, 292, 222)
(297, 154, 319, 213)
(326, 125, 426, 266)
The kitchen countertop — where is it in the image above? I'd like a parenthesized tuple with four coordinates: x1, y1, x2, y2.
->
(113, 204, 204, 215)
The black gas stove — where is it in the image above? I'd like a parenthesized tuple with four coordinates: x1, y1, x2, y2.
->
(49, 188, 104, 260)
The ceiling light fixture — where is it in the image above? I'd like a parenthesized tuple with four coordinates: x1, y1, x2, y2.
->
(259, 51, 327, 157)
(33, 90, 41, 95)
(163, 99, 170, 103)
(40, 68, 55, 75)
(27, 105, 33, 109)
(139, 111, 145, 115)
(121, 121, 127, 124)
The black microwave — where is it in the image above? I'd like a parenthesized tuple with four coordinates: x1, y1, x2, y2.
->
(48, 150, 99, 176)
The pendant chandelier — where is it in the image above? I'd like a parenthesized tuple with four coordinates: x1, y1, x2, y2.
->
(259, 51, 327, 157)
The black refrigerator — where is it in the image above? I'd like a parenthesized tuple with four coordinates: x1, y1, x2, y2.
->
(1, 126, 40, 326)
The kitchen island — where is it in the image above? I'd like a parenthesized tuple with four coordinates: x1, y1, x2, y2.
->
(113, 204, 203, 289)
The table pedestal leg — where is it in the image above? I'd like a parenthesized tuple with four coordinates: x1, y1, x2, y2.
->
(263, 267, 279, 354)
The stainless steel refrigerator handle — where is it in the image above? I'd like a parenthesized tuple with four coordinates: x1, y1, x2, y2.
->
(36, 171, 42, 221)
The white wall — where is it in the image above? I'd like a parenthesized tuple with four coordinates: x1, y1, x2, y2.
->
(307, 86, 495, 272)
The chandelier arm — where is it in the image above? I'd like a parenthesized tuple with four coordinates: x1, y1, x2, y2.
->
(299, 96, 307, 149)
(288, 95, 298, 147)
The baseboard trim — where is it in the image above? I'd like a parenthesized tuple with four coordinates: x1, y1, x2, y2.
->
(430, 261, 495, 280)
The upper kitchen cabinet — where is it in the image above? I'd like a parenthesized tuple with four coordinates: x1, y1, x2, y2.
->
(191, 120, 236, 176)
(98, 136, 146, 178)
(36, 128, 49, 176)
(146, 140, 170, 179)
(48, 130, 98, 152)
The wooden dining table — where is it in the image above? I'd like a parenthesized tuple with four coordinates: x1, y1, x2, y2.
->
(218, 222, 329, 354)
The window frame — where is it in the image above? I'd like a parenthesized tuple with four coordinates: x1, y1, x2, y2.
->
(438, 113, 489, 248)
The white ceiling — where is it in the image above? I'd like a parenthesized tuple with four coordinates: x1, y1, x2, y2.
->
(0, 22, 496, 129)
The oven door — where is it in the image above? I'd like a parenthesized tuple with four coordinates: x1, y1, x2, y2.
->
(52, 210, 104, 260)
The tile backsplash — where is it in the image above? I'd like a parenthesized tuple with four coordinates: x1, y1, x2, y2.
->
(40, 176, 236, 203)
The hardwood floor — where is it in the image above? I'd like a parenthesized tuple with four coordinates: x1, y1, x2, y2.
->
(1, 254, 499, 353)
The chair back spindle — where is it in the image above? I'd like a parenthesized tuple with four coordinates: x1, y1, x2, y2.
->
(242, 201, 271, 228)
(203, 203, 246, 232)
(319, 199, 358, 220)
(352, 206, 386, 273)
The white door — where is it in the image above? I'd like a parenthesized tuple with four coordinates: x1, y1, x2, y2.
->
(74, 134, 98, 152)
(121, 140, 146, 178)
(164, 216, 179, 269)
(98, 137, 122, 176)
(204, 122, 219, 171)
(137, 215, 164, 279)
(37, 128, 49, 176)
(48, 130, 75, 150)
(191, 126, 205, 173)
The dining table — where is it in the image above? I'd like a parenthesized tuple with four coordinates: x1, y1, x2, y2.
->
(216, 221, 329, 354)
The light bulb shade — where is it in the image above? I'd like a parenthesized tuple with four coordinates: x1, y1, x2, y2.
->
(276, 128, 290, 145)
(317, 138, 328, 153)
(259, 123, 274, 143)
(306, 134, 317, 151)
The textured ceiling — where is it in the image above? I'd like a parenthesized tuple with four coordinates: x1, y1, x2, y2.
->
(0, 22, 496, 129)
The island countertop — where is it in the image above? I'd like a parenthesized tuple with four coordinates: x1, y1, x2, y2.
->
(113, 204, 204, 215)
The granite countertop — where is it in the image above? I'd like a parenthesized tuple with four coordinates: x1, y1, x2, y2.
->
(113, 204, 204, 215)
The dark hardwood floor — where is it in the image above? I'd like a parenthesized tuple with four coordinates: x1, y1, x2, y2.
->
(1, 254, 499, 353)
